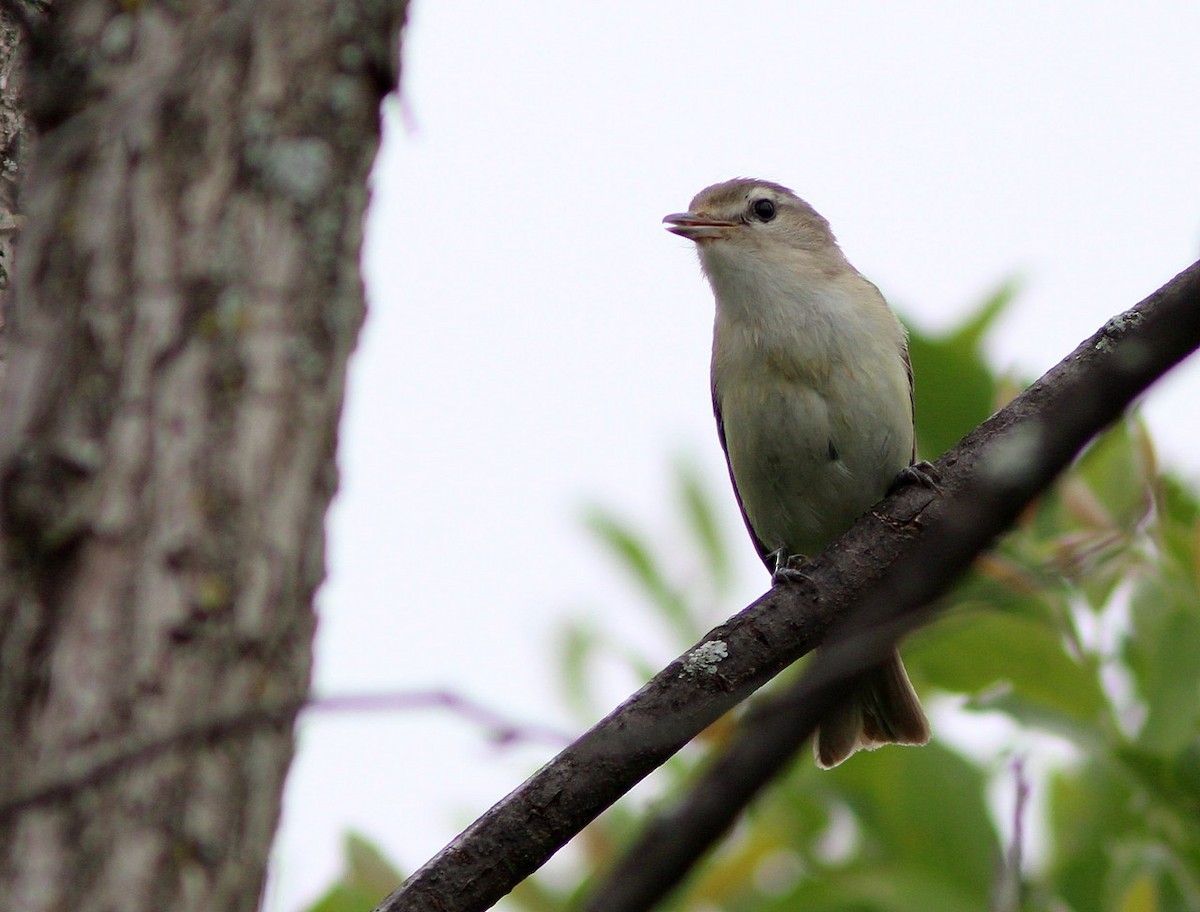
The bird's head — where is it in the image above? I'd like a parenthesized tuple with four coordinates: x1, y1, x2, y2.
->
(664, 178, 840, 262)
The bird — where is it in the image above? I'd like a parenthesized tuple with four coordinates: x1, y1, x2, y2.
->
(663, 178, 930, 768)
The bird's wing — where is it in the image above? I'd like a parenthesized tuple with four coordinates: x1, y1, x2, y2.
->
(901, 342, 917, 465)
(713, 384, 773, 569)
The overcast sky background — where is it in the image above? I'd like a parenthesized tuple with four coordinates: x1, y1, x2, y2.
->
(268, 4, 1200, 909)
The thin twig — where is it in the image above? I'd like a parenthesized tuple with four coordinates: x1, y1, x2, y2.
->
(0, 688, 568, 824)
(0, 700, 306, 826)
(308, 690, 573, 747)
(994, 757, 1031, 912)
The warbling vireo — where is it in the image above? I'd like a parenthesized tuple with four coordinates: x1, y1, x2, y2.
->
(664, 178, 930, 768)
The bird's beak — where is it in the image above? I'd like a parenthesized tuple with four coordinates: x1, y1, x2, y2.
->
(663, 212, 737, 240)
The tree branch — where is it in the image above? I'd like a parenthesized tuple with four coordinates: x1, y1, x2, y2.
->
(0, 689, 563, 828)
(0, 700, 306, 827)
(378, 260, 1200, 912)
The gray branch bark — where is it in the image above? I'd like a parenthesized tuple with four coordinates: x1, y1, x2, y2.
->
(0, 3, 405, 911)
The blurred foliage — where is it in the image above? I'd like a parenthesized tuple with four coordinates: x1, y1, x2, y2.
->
(312, 287, 1200, 912)
(300, 832, 405, 912)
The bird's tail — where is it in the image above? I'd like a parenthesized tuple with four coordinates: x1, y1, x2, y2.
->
(814, 648, 929, 769)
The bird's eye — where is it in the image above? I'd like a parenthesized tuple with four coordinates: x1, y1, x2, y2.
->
(751, 198, 776, 222)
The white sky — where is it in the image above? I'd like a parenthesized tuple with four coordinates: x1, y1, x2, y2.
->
(268, 3, 1200, 909)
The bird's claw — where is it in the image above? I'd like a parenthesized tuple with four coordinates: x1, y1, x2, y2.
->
(772, 565, 810, 586)
(769, 547, 809, 586)
(888, 460, 941, 495)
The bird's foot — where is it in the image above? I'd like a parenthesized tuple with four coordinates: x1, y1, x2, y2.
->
(888, 460, 941, 495)
(769, 548, 810, 586)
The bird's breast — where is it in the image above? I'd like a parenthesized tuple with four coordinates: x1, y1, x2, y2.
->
(713, 326, 912, 558)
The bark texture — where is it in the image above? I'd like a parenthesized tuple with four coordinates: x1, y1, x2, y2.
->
(0, 2, 31, 371)
(0, 3, 404, 911)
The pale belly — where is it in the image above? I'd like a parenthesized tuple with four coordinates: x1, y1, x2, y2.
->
(719, 376, 911, 559)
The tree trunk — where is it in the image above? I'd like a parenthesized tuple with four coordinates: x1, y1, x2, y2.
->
(0, 3, 404, 910)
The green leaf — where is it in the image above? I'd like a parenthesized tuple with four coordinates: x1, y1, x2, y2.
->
(303, 832, 404, 912)
(821, 742, 1001, 903)
(1115, 873, 1157, 912)
(1072, 418, 1154, 534)
(557, 619, 601, 718)
(758, 863, 992, 912)
(675, 455, 733, 593)
(1113, 743, 1200, 833)
(937, 557, 1067, 627)
(1157, 472, 1200, 531)
(1046, 764, 1118, 912)
(908, 609, 1108, 727)
(1151, 472, 1200, 588)
(582, 505, 694, 640)
(951, 278, 1020, 350)
(904, 280, 1016, 460)
(1125, 576, 1200, 754)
